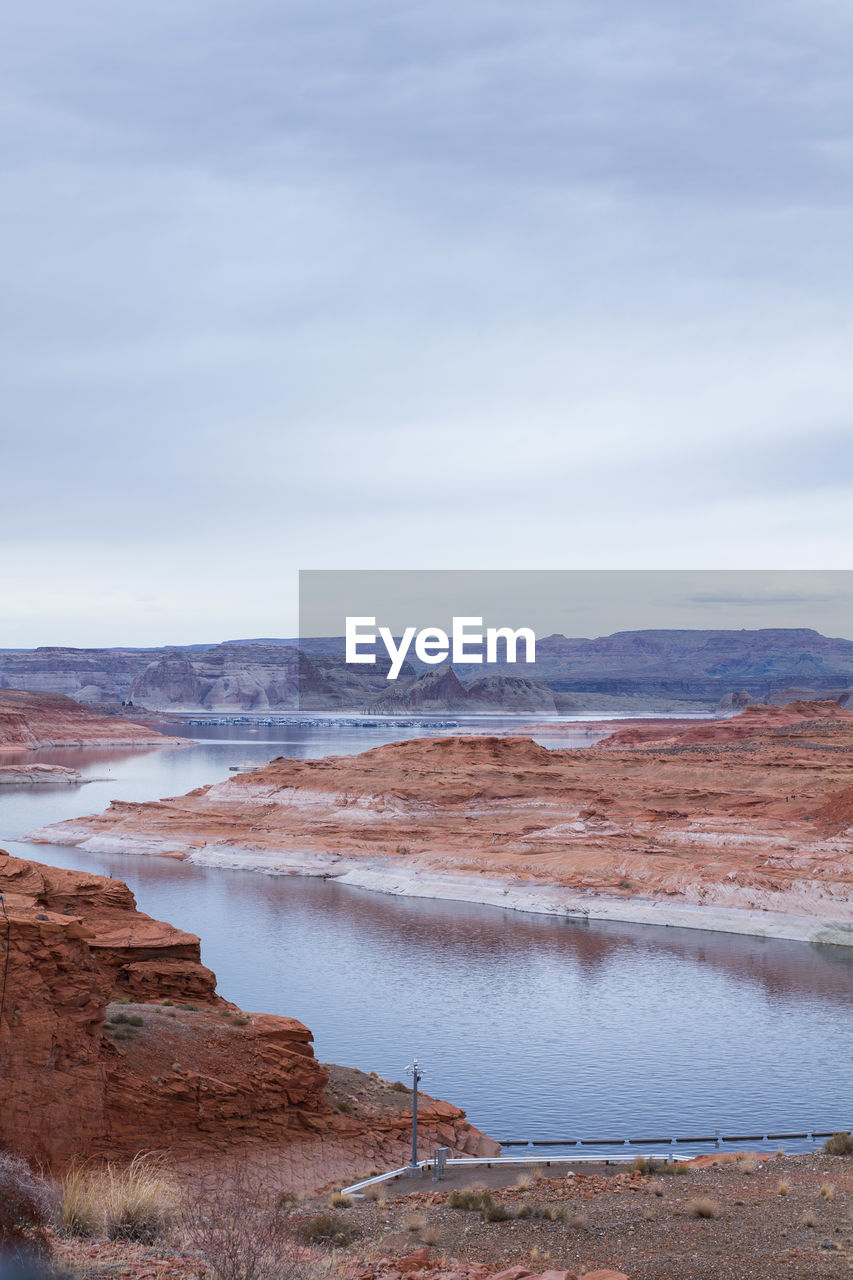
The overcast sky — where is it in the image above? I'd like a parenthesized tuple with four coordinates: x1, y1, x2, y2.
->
(2, 1, 852, 647)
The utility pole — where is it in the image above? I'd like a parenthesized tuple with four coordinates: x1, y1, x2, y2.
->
(406, 1057, 423, 1168)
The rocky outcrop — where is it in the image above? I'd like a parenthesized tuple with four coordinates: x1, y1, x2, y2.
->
(33, 702, 853, 943)
(365, 666, 557, 714)
(0, 689, 170, 750)
(0, 763, 84, 785)
(0, 852, 498, 1176)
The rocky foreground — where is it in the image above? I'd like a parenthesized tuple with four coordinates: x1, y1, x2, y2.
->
(0, 688, 170, 750)
(0, 851, 498, 1189)
(34, 700, 853, 945)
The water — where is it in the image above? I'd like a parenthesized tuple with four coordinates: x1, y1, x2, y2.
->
(2, 721, 851, 1152)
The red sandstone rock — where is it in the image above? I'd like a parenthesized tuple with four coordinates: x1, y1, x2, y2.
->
(0, 851, 498, 1175)
(0, 688, 169, 750)
(38, 701, 853, 938)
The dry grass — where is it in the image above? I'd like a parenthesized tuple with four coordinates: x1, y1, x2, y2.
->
(686, 1197, 720, 1220)
(328, 1193, 352, 1209)
(60, 1153, 177, 1243)
(361, 1184, 386, 1204)
(824, 1132, 853, 1156)
(403, 1211, 426, 1233)
(802, 1209, 819, 1228)
(777, 1178, 789, 1196)
(819, 1182, 836, 1201)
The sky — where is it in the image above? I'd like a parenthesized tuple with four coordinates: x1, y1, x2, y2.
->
(2, 0, 852, 646)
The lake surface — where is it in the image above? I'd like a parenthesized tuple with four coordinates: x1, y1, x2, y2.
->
(2, 720, 851, 1153)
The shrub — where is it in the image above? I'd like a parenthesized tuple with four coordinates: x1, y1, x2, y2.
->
(0, 1152, 57, 1258)
(633, 1156, 686, 1176)
(819, 1183, 835, 1201)
(336, 1101, 353, 1114)
(184, 1164, 310, 1280)
(481, 1201, 509, 1223)
(297, 1213, 358, 1246)
(60, 1154, 177, 1243)
(231, 1016, 249, 1027)
(687, 1197, 720, 1220)
(390, 1082, 410, 1093)
(802, 1210, 819, 1228)
(448, 1189, 485, 1211)
(328, 1193, 352, 1209)
(777, 1179, 789, 1196)
(824, 1131, 853, 1157)
(403, 1211, 426, 1232)
(128, 1015, 144, 1027)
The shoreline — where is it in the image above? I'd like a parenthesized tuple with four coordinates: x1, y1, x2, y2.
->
(28, 826, 853, 947)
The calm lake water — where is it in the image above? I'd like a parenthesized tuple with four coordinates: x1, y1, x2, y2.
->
(2, 720, 851, 1153)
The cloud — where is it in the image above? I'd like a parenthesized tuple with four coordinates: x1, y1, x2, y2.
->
(1, 0, 853, 643)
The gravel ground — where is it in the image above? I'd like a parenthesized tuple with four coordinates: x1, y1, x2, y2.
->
(319, 1152, 853, 1280)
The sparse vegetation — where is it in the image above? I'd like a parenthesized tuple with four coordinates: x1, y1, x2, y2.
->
(687, 1197, 720, 1220)
(0, 1151, 57, 1259)
(183, 1163, 308, 1280)
(403, 1211, 426, 1232)
(632, 1155, 687, 1176)
(824, 1131, 853, 1156)
(231, 1015, 250, 1027)
(297, 1212, 358, 1246)
(328, 1192, 353, 1209)
(61, 1154, 177, 1243)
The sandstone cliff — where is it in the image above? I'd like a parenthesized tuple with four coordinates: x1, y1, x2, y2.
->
(34, 702, 853, 944)
(0, 852, 498, 1180)
(0, 689, 170, 750)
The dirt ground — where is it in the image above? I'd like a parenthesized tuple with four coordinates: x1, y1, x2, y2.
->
(311, 1150, 853, 1280)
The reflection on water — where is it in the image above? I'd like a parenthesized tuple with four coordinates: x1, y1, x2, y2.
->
(1, 722, 851, 1146)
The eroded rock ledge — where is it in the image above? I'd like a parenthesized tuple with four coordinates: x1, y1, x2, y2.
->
(33, 701, 853, 944)
(0, 852, 498, 1181)
(0, 688, 170, 750)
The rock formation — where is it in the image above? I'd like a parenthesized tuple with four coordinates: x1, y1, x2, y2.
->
(33, 701, 853, 944)
(0, 852, 498, 1179)
(4, 627, 853, 713)
(366, 666, 557, 714)
(0, 689, 170, 750)
(0, 763, 84, 785)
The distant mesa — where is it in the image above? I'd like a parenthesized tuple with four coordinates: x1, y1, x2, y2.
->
(2, 627, 853, 715)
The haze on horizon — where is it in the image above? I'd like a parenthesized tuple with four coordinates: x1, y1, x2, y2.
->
(2, 1, 853, 648)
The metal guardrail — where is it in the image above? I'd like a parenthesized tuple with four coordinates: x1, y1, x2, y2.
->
(500, 1126, 846, 1148)
(338, 1126, 849, 1197)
